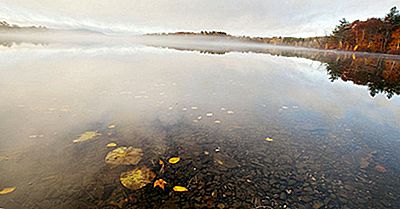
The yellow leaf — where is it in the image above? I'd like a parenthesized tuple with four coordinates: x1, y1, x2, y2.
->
(173, 186, 188, 192)
(73, 131, 100, 143)
(153, 179, 167, 190)
(264, 137, 273, 142)
(168, 157, 180, 164)
(0, 187, 16, 195)
(106, 142, 117, 148)
(108, 124, 116, 129)
(353, 45, 359, 51)
(352, 53, 356, 60)
(159, 159, 164, 165)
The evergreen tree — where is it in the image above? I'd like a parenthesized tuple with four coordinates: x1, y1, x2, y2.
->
(385, 6, 400, 25)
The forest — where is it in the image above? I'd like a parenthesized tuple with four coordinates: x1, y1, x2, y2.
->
(261, 7, 400, 54)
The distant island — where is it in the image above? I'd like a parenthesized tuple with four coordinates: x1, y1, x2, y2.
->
(0, 21, 48, 32)
(147, 7, 400, 55)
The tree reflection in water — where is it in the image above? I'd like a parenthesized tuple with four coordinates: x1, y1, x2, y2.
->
(150, 44, 400, 99)
(326, 57, 400, 98)
(1, 38, 399, 98)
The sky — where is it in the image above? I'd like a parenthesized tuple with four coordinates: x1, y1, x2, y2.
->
(0, 0, 398, 37)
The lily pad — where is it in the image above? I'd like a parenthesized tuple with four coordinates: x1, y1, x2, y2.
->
(105, 146, 143, 166)
(120, 166, 156, 190)
(73, 131, 100, 143)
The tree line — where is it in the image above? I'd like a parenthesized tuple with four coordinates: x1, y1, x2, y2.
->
(261, 7, 400, 54)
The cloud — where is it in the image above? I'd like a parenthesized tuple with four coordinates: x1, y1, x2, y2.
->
(0, 0, 398, 36)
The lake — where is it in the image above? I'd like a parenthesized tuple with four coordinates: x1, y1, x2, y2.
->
(0, 39, 399, 209)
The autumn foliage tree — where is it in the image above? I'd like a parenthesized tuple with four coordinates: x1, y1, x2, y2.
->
(329, 7, 400, 54)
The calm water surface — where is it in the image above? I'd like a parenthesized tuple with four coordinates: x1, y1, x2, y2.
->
(0, 42, 399, 209)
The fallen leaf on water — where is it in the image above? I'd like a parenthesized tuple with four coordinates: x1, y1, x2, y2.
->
(168, 157, 180, 164)
(0, 187, 16, 195)
(0, 156, 9, 161)
(73, 131, 100, 143)
(214, 120, 222, 124)
(154, 179, 167, 190)
(108, 124, 116, 129)
(173, 186, 188, 192)
(159, 159, 165, 174)
(120, 166, 156, 190)
(265, 137, 273, 142)
(106, 143, 117, 148)
(206, 113, 213, 117)
(360, 152, 373, 169)
(105, 147, 143, 166)
(375, 165, 387, 173)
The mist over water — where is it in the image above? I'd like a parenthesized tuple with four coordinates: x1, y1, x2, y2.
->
(0, 34, 400, 208)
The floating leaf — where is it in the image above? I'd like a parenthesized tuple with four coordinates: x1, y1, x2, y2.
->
(0, 187, 16, 195)
(264, 137, 273, 142)
(120, 166, 156, 190)
(108, 124, 116, 129)
(168, 157, 180, 164)
(173, 186, 188, 192)
(105, 147, 143, 166)
(73, 131, 100, 143)
(154, 179, 167, 190)
(106, 142, 117, 148)
(159, 159, 165, 174)
(213, 153, 239, 168)
(206, 113, 213, 117)
(0, 156, 9, 161)
(375, 165, 387, 173)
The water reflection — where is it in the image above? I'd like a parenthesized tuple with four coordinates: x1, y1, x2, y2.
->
(0, 39, 399, 209)
(0, 39, 48, 48)
(149, 44, 400, 99)
(326, 57, 400, 98)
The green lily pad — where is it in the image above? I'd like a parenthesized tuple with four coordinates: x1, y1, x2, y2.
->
(120, 166, 155, 190)
(105, 146, 143, 166)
